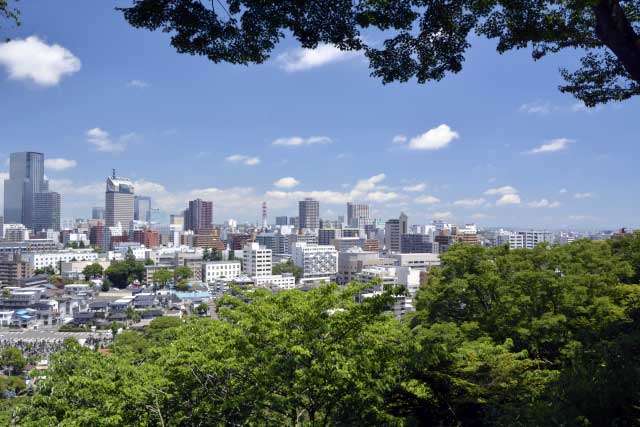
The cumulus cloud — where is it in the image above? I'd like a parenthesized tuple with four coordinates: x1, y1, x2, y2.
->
(44, 158, 77, 171)
(272, 136, 332, 147)
(526, 138, 575, 154)
(496, 194, 521, 205)
(273, 177, 300, 189)
(86, 128, 135, 152)
(453, 198, 487, 207)
(574, 192, 594, 199)
(392, 134, 407, 144)
(407, 124, 460, 150)
(0, 36, 81, 86)
(484, 186, 518, 196)
(527, 199, 560, 208)
(431, 211, 452, 219)
(126, 79, 149, 88)
(402, 183, 426, 192)
(225, 154, 260, 166)
(414, 195, 440, 205)
(276, 44, 361, 72)
(471, 213, 489, 220)
(559, 188, 568, 194)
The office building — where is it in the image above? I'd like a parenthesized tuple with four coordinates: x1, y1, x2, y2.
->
(318, 228, 341, 246)
(401, 234, 439, 254)
(105, 173, 135, 228)
(291, 242, 338, 281)
(298, 198, 319, 231)
(385, 212, 408, 253)
(184, 199, 213, 232)
(3, 152, 46, 229)
(275, 216, 288, 226)
(333, 237, 365, 252)
(347, 202, 369, 228)
(243, 242, 272, 277)
(23, 249, 99, 271)
(134, 196, 152, 223)
(33, 191, 61, 231)
(3, 224, 28, 242)
(203, 261, 242, 282)
(91, 207, 105, 220)
(337, 248, 394, 285)
(508, 230, 552, 249)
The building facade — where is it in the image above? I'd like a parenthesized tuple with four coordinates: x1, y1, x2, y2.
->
(105, 174, 135, 228)
(243, 242, 272, 277)
(33, 191, 61, 231)
(298, 198, 320, 231)
(184, 199, 213, 232)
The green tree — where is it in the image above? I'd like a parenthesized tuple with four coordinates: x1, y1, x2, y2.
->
(82, 263, 103, 279)
(0, 1, 20, 32)
(120, 0, 640, 106)
(152, 269, 173, 293)
(34, 266, 56, 276)
(195, 303, 209, 315)
(105, 256, 146, 289)
(144, 258, 155, 266)
(101, 278, 111, 292)
(174, 265, 193, 282)
(273, 259, 303, 281)
(202, 248, 211, 261)
(0, 348, 25, 375)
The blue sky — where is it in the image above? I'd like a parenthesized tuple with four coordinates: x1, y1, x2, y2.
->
(0, 0, 638, 229)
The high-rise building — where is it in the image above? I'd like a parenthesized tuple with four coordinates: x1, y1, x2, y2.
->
(184, 199, 213, 232)
(3, 152, 46, 229)
(275, 216, 288, 226)
(134, 196, 152, 223)
(105, 172, 135, 228)
(33, 191, 61, 231)
(347, 202, 369, 228)
(243, 242, 272, 277)
(91, 207, 105, 220)
(298, 198, 319, 231)
(508, 230, 552, 249)
(385, 212, 408, 253)
(400, 234, 439, 254)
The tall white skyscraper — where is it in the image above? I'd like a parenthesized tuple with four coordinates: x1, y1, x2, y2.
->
(347, 202, 369, 228)
(243, 242, 272, 277)
(105, 171, 135, 228)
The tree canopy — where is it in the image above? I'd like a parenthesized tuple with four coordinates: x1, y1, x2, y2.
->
(14, 232, 640, 426)
(119, 0, 640, 106)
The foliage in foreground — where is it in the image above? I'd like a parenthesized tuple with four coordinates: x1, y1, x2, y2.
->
(15, 232, 640, 426)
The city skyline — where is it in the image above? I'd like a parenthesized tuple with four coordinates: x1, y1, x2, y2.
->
(0, 2, 638, 228)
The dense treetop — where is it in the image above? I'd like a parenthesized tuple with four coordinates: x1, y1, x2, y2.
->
(118, 0, 640, 106)
(14, 232, 640, 426)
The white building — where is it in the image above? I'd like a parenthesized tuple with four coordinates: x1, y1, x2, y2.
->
(243, 242, 272, 277)
(392, 253, 440, 271)
(292, 242, 338, 282)
(23, 250, 99, 271)
(253, 274, 296, 290)
(508, 230, 552, 249)
(203, 261, 242, 282)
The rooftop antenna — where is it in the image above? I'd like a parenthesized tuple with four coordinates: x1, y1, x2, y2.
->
(112, 168, 116, 179)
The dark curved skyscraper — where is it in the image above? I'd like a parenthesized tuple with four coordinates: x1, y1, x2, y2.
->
(4, 152, 46, 229)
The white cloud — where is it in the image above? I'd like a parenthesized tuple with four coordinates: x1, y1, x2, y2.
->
(126, 79, 149, 88)
(352, 174, 386, 193)
(225, 154, 260, 166)
(496, 194, 521, 205)
(402, 183, 426, 192)
(272, 136, 332, 147)
(273, 177, 300, 189)
(484, 186, 518, 196)
(0, 36, 81, 86)
(86, 128, 135, 152)
(559, 188, 567, 194)
(569, 215, 598, 221)
(527, 199, 560, 208)
(471, 213, 489, 220)
(367, 191, 402, 202)
(453, 198, 487, 207)
(44, 158, 77, 171)
(518, 100, 552, 115)
(408, 124, 459, 150)
(526, 138, 575, 154)
(392, 134, 407, 144)
(431, 211, 452, 219)
(276, 44, 360, 72)
(574, 192, 594, 199)
(414, 195, 441, 205)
